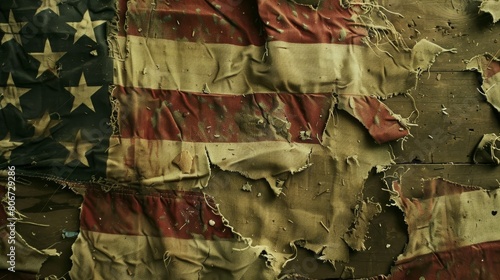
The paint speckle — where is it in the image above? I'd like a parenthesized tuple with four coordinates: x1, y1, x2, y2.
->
(242, 182, 252, 192)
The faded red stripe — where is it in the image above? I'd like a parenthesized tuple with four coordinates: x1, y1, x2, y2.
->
(80, 188, 234, 239)
(119, 0, 367, 45)
(390, 241, 500, 280)
(258, 0, 367, 44)
(114, 86, 331, 144)
(338, 95, 408, 143)
(120, 0, 266, 46)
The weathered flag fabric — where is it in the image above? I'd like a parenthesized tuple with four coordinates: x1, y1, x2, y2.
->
(386, 177, 500, 280)
(71, 187, 273, 279)
(0, 0, 454, 278)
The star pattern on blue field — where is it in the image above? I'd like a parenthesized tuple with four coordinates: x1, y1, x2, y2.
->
(0, 0, 114, 180)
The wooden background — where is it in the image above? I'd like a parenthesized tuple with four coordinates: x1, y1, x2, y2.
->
(2, 0, 500, 279)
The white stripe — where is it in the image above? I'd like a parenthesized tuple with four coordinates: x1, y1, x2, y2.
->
(106, 138, 314, 191)
(70, 230, 273, 280)
(397, 187, 500, 260)
(112, 36, 447, 97)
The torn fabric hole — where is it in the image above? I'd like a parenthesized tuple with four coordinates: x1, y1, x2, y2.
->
(70, 186, 273, 279)
(204, 108, 395, 273)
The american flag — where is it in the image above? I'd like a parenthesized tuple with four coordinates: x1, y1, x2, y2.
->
(386, 177, 500, 279)
(0, 0, 458, 278)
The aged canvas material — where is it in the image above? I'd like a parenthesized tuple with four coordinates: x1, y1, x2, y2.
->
(479, 0, 500, 23)
(386, 175, 500, 279)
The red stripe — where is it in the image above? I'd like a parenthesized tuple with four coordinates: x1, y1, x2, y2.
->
(119, 0, 367, 45)
(390, 241, 500, 280)
(80, 188, 234, 240)
(258, 0, 367, 44)
(121, 0, 266, 46)
(114, 86, 331, 144)
(338, 95, 409, 143)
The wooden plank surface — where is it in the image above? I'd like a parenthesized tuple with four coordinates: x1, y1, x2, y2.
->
(381, 0, 500, 71)
(386, 71, 500, 164)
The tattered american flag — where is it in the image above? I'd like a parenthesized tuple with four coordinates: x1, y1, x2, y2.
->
(383, 177, 500, 280)
(0, 0, 458, 278)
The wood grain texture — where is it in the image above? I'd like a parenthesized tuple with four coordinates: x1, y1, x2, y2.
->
(386, 72, 500, 164)
(381, 0, 500, 71)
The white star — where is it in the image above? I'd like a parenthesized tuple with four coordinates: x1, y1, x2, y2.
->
(65, 73, 101, 112)
(66, 10, 106, 43)
(0, 10, 27, 45)
(0, 73, 30, 112)
(62, 130, 94, 166)
(29, 39, 66, 78)
(27, 110, 62, 139)
(35, 0, 61, 16)
(0, 132, 23, 159)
